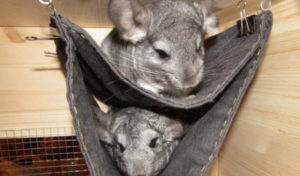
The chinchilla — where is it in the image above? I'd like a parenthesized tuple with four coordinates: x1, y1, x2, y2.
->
(93, 106, 185, 176)
(102, 0, 218, 97)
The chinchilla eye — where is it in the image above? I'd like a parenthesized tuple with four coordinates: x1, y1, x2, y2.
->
(149, 137, 158, 148)
(155, 49, 169, 60)
(118, 143, 125, 152)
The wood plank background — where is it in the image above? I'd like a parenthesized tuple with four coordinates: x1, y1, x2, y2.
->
(0, 0, 280, 28)
(0, 0, 155, 28)
(0, 0, 299, 176)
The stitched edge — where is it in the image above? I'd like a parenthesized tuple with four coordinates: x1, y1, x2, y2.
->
(70, 59, 96, 175)
(58, 11, 270, 176)
(199, 20, 264, 106)
(52, 13, 97, 175)
(199, 55, 260, 176)
(205, 38, 258, 99)
(198, 12, 270, 175)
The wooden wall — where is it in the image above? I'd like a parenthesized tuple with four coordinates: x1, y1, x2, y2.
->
(0, 0, 299, 176)
(0, 0, 274, 28)
(0, 0, 155, 27)
(218, 1, 300, 175)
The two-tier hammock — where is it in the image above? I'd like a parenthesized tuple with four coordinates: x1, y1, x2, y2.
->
(45, 3, 272, 176)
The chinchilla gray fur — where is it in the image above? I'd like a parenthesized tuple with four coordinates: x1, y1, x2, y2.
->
(93, 106, 185, 176)
(102, 0, 218, 97)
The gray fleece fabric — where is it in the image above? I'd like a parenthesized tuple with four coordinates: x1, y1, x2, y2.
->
(50, 11, 272, 176)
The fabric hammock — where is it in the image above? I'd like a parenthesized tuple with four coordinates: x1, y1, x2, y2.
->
(50, 10, 272, 176)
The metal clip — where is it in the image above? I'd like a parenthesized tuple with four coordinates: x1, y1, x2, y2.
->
(237, 0, 251, 36)
(25, 36, 60, 41)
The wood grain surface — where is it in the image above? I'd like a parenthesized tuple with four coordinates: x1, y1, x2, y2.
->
(0, 0, 299, 176)
(218, 1, 300, 176)
(0, 27, 111, 132)
(0, 0, 156, 28)
(0, 0, 280, 28)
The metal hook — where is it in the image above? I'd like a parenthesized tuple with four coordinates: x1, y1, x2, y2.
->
(25, 36, 60, 41)
(260, 0, 272, 11)
(44, 51, 57, 55)
(38, 0, 52, 5)
(38, 0, 55, 11)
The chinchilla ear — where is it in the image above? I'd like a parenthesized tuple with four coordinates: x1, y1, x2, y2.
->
(163, 118, 185, 141)
(92, 106, 113, 144)
(108, 0, 150, 43)
(193, 1, 218, 33)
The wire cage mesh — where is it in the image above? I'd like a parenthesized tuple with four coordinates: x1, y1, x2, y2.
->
(0, 127, 89, 176)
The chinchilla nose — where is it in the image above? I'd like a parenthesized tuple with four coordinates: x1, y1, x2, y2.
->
(182, 69, 200, 87)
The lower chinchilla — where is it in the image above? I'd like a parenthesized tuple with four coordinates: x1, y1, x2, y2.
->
(93, 106, 185, 176)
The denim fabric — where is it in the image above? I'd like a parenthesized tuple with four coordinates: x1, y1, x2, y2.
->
(50, 11, 272, 176)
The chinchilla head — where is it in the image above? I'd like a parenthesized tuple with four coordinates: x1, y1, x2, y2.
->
(102, 0, 218, 96)
(93, 106, 185, 176)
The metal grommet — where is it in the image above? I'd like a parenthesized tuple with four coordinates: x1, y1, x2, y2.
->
(260, 0, 272, 11)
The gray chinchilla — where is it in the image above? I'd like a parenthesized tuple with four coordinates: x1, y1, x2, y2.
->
(93, 106, 185, 176)
(102, 0, 218, 96)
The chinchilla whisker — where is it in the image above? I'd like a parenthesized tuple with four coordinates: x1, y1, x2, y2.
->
(147, 76, 168, 81)
(112, 63, 168, 75)
(139, 67, 149, 81)
(125, 87, 133, 93)
(110, 59, 151, 71)
(111, 63, 153, 72)
(103, 95, 115, 103)
(111, 54, 167, 73)
(139, 69, 167, 75)
(105, 79, 121, 85)
(110, 53, 144, 66)
(110, 54, 170, 75)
